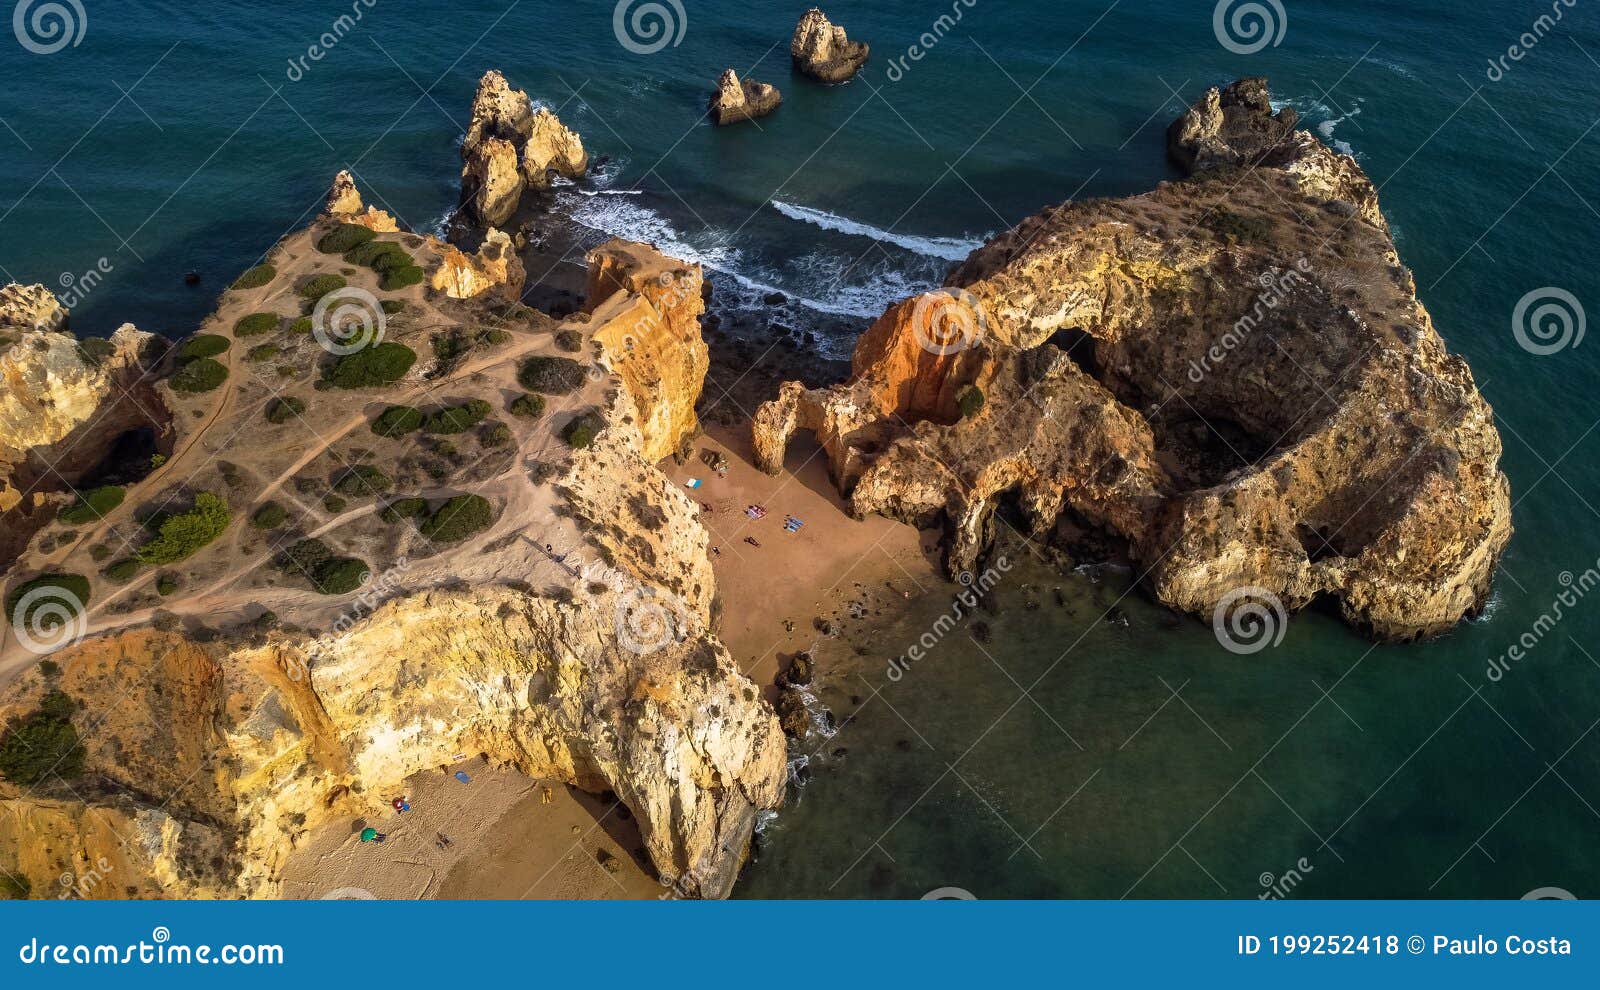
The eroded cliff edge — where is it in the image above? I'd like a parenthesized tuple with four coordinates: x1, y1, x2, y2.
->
(0, 179, 782, 899)
(753, 78, 1511, 642)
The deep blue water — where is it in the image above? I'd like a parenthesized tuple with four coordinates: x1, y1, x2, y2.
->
(3, 0, 1599, 898)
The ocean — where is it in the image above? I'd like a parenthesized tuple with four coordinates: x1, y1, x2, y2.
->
(2, 0, 1598, 898)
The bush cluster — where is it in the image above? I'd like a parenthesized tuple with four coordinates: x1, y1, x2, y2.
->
(170, 357, 228, 393)
(518, 356, 586, 395)
(59, 486, 124, 525)
(509, 393, 546, 419)
(333, 465, 393, 498)
(419, 494, 494, 543)
(371, 405, 423, 438)
(317, 224, 376, 255)
(230, 264, 276, 290)
(298, 274, 347, 300)
(135, 492, 230, 565)
(265, 396, 306, 424)
(323, 343, 417, 388)
(0, 690, 84, 784)
(177, 334, 230, 361)
(424, 398, 492, 434)
(562, 412, 606, 450)
(277, 538, 370, 595)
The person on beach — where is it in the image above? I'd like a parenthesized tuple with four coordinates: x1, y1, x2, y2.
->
(360, 827, 386, 844)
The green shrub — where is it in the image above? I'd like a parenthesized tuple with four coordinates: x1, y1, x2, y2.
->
(279, 538, 332, 577)
(333, 465, 392, 498)
(370, 251, 414, 276)
(509, 393, 546, 419)
(311, 557, 370, 595)
(371, 405, 423, 438)
(289, 317, 313, 335)
(432, 331, 468, 364)
(381, 266, 425, 291)
(0, 690, 84, 784)
(324, 343, 417, 388)
(156, 574, 179, 596)
(88, 545, 111, 562)
(298, 273, 347, 299)
(480, 422, 512, 448)
(59, 486, 124, 525)
(555, 329, 584, 353)
(247, 343, 281, 362)
(562, 412, 606, 450)
(424, 398, 492, 434)
(0, 873, 31, 900)
(477, 328, 511, 347)
(265, 396, 305, 424)
(75, 338, 115, 366)
(104, 559, 140, 583)
(380, 497, 428, 524)
(322, 494, 347, 513)
(136, 492, 230, 565)
(317, 224, 376, 254)
(170, 357, 228, 393)
(381, 300, 406, 315)
(344, 241, 409, 269)
(6, 574, 90, 630)
(419, 494, 494, 543)
(276, 365, 299, 379)
(518, 356, 586, 395)
(234, 312, 279, 337)
(231, 264, 276, 290)
(177, 334, 230, 361)
(251, 501, 287, 530)
(957, 385, 985, 420)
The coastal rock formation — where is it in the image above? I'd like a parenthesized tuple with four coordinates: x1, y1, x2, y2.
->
(709, 69, 782, 125)
(754, 79, 1511, 642)
(791, 8, 869, 83)
(430, 228, 526, 300)
(322, 169, 401, 232)
(0, 217, 780, 899)
(460, 71, 588, 226)
(0, 283, 66, 333)
(586, 240, 709, 463)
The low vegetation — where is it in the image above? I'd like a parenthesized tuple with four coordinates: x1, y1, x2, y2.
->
(518, 356, 586, 395)
(234, 312, 279, 337)
(957, 384, 985, 420)
(59, 485, 124, 525)
(251, 501, 287, 530)
(419, 494, 494, 543)
(379, 497, 428, 524)
(177, 334, 230, 361)
(381, 265, 425, 291)
(135, 492, 230, 565)
(333, 465, 393, 498)
(230, 264, 276, 290)
(104, 559, 140, 582)
(555, 328, 584, 353)
(169, 357, 228, 393)
(562, 411, 606, 450)
(277, 538, 370, 595)
(324, 342, 417, 388)
(0, 690, 84, 785)
(424, 398, 492, 434)
(509, 393, 545, 419)
(5, 574, 90, 629)
(247, 343, 281, 362)
(298, 273, 347, 300)
(371, 405, 423, 438)
(317, 223, 376, 255)
(265, 396, 306, 424)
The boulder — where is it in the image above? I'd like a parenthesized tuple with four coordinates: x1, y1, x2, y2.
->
(709, 69, 782, 125)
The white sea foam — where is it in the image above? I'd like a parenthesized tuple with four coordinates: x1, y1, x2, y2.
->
(1317, 102, 1362, 158)
(771, 200, 986, 262)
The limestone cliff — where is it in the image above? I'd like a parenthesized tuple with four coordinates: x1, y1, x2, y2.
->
(753, 78, 1511, 642)
(710, 69, 782, 126)
(322, 169, 401, 232)
(430, 228, 526, 300)
(791, 8, 869, 83)
(461, 70, 588, 227)
(0, 202, 780, 899)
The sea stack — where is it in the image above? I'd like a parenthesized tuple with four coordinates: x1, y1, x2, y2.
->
(709, 69, 782, 125)
(460, 70, 588, 227)
(752, 77, 1511, 644)
(791, 8, 869, 83)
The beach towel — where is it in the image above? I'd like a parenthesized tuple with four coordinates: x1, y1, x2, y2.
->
(685, 478, 703, 489)
(453, 771, 471, 784)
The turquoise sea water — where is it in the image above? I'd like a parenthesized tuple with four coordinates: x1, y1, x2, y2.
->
(2, 1, 1598, 898)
